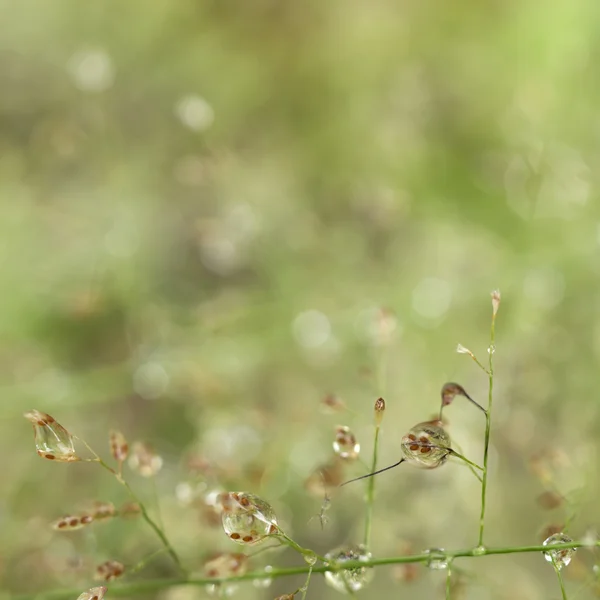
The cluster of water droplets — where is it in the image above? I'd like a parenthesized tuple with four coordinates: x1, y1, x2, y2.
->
(423, 548, 449, 570)
(324, 544, 374, 593)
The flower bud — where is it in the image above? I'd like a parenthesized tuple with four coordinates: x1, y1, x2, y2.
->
(374, 397, 385, 426)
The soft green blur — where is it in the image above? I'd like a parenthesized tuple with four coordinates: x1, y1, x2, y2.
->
(2, 0, 600, 598)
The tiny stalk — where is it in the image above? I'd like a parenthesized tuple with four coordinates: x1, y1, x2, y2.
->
(364, 397, 385, 548)
(477, 289, 499, 547)
(76, 436, 185, 574)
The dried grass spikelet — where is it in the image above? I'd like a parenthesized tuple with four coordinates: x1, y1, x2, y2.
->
(51, 513, 94, 531)
(109, 430, 128, 463)
(392, 541, 420, 583)
(305, 460, 344, 497)
(374, 397, 385, 426)
(203, 552, 248, 578)
(90, 501, 117, 521)
(539, 523, 565, 541)
(129, 441, 163, 477)
(320, 393, 345, 413)
(536, 490, 564, 510)
(23, 410, 80, 462)
(94, 559, 125, 581)
(76, 586, 107, 600)
(119, 501, 142, 518)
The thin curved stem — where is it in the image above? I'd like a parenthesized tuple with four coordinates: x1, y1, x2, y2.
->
(364, 423, 380, 548)
(76, 436, 185, 574)
(478, 314, 496, 547)
(553, 562, 568, 600)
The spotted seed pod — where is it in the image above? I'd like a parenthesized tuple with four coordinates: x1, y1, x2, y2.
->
(401, 420, 451, 468)
(91, 501, 117, 521)
(109, 430, 129, 463)
(52, 513, 94, 531)
(23, 410, 80, 462)
(321, 393, 345, 413)
(305, 461, 344, 497)
(129, 442, 163, 477)
(537, 490, 564, 510)
(94, 559, 125, 581)
(333, 425, 360, 460)
(119, 501, 142, 518)
(221, 492, 278, 545)
(76, 586, 107, 600)
(203, 552, 248, 578)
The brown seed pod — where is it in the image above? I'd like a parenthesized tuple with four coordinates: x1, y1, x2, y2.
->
(76, 587, 107, 600)
(51, 514, 94, 531)
(94, 559, 125, 581)
(109, 430, 129, 463)
(536, 490, 564, 510)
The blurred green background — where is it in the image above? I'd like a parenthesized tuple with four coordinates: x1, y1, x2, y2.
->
(2, 0, 600, 598)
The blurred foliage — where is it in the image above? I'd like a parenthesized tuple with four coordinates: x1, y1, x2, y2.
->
(2, 0, 600, 598)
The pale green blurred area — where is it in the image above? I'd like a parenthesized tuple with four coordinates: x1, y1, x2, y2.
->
(2, 0, 600, 598)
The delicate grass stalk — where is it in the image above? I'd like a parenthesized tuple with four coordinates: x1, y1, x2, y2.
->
(129, 549, 168, 575)
(448, 449, 483, 471)
(478, 310, 496, 547)
(446, 565, 452, 600)
(76, 437, 185, 574)
(276, 530, 328, 564)
(364, 423, 380, 548)
(300, 566, 313, 600)
(553, 560, 568, 600)
(151, 476, 165, 531)
(363, 341, 387, 549)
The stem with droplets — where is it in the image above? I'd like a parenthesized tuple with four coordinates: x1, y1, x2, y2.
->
(14, 540, 595, 600)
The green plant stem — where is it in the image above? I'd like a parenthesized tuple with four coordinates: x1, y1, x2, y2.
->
(364, 424, 380, 548)
(300, 566, 313, 600)
(276, 530, 329, 564)
(13, 541, 596, 600)
(117, 474, 185, 574)
(478, 315, 496, 547)
(77, 438, 185, 575)
(446, 565, 452, 600)
(553, 563, 568, 600)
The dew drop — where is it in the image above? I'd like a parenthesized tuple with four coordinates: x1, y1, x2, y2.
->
(472, 545, 486, 556)
(424, 548, 449, 570)
(333, 425, 360, 460)
(304, 552, 318, 566)
(487, 344, 496, 355)
(23, 410, 80, 462)
(543, 532, 575, 570)
(401, 421, 451, 468)
(252, 576, 273, 589)
(220, 492, 278, 546)
(324, 544, 374, 593)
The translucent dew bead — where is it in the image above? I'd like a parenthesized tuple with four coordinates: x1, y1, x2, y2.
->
(401, 420, 451, 468)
